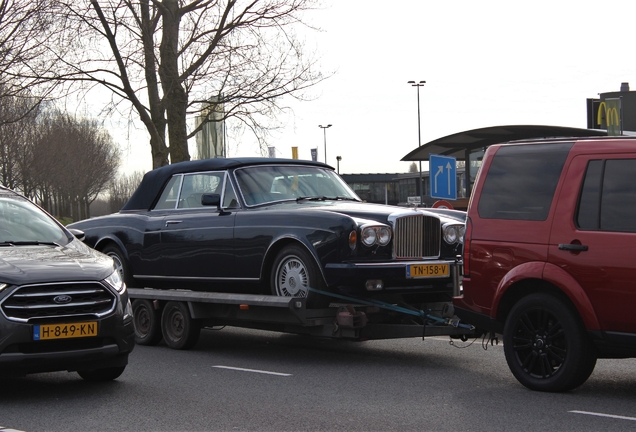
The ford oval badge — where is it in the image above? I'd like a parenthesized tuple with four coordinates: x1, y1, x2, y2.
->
(53, 295, 72, 304)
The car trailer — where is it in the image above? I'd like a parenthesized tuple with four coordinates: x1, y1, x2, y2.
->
(128, 287, 475, 350)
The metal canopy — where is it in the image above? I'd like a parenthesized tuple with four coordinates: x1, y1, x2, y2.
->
(401, 125, 608, 161)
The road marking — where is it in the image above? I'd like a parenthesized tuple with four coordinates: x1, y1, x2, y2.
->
(212, 365, 292, 376)
(569, 410, 636, 421)
(0, 427, 26, 432)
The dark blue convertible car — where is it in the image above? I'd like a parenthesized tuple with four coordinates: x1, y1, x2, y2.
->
(69, 158, 465, 309)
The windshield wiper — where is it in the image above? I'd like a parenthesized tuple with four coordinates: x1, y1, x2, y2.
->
(296, 196, 327, 202)
(0, 241, 61, 247)
(296, 196, 358, 202)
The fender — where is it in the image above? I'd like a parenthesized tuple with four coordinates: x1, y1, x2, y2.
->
(95, 235, 130, 260)
(262, 212, 359, 278)
(491, 261, 545, 317)
(541, 262, 601, 330)
(490, 261, 600, 330)
(261, 232, 334, 284)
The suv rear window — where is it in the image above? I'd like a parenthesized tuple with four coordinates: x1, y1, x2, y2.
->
(477, 143, 573, 221)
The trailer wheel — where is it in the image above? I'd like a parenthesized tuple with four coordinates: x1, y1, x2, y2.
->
(133, 299, 163, 346)
(161, 301, 201, 350)
(503, 293, 597, 392)
(102, 244, 134, 287)
(270, 245, 330, 308)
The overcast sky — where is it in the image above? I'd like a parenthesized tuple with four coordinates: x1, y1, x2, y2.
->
(116, 0, 636, 175)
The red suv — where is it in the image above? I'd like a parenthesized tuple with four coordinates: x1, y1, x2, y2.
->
(454, 136, 636, 392)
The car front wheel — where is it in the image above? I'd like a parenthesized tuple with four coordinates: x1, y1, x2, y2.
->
(270, 245, 330, 308)
(503, 293, 597, 392)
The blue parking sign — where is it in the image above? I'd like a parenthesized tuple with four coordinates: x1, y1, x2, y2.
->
(429, 154, 457, 200)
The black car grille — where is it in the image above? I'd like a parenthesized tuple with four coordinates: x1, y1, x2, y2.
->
(1, 282, 116, 322)
(393, 214, 441, 259)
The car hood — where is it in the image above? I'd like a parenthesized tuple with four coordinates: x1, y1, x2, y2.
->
(0, 239, 115, 286)
(265, 200, 467, 224)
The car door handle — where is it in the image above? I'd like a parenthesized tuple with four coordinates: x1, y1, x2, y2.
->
(165, 220, 183, 227)
(558, 243, 588, 252)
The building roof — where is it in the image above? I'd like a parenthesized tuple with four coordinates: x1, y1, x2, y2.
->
(401, 125, 607, 161)
(339, 173, 402, 182)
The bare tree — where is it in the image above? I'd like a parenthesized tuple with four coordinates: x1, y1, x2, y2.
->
(108, 170, 143, 212)
(0, 1, 58, 194)
(29, 0, 324, 168)
(0, 91, 40, 190)
(30, 110, 120, 219)
(0, 1, 58, 123)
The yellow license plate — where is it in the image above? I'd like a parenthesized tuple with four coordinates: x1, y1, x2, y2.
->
(407, 263, 450, 278)
(34, 322, 98, 340)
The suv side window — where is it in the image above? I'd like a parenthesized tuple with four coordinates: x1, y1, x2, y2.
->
(577, 159, 636, 232)
(477, 143, 573, 221)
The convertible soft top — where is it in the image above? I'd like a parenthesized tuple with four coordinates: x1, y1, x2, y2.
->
(121, 157, 332, 211)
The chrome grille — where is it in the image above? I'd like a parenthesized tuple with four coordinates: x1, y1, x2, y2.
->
(392, 213, 441, 259)
(1, 282, 116, 322)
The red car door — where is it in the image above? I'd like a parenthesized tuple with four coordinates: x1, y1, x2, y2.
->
(549, 153, 636, 333)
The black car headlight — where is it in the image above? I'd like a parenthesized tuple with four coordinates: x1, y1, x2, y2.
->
(104, 270, 126, 293)
(443, 224, 464, 244)
(361, 225, 392, 247)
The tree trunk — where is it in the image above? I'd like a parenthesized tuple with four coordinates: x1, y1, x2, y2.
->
(159, 0, 189, 164)
(140, 0, 169, 168)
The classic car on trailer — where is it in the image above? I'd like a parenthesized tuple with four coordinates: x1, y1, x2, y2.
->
(69, 158, 465, 309)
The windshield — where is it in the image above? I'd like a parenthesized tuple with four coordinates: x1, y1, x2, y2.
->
(0, 194, 69, 246)
(235, 165, 360, 206)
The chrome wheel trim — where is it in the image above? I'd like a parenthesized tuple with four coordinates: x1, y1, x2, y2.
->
(275, 255, 309, 298)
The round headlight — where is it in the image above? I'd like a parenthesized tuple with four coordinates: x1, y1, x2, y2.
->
(361, 227, 377, 246)
(377, 227, 391, 246)
(458, 226, 466, 243)
(443, 226, 458, 244)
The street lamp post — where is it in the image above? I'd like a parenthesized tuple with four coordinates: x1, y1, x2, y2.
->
(408, 80, 426, 206)
(336, 155, 342, 174)
(318, 124, 332, 164)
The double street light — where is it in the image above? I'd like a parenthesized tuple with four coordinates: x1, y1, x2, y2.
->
(318, 124, 332, 164)
(408, 80, 426, 206)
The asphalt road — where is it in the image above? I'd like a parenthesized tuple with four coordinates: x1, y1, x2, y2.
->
(0, 327, 635, 432)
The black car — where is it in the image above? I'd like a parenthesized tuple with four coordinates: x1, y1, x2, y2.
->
(69, 158, 465, 308)
(0, 186, 134, 380)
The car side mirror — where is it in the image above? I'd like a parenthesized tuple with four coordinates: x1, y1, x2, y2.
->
(67, 228, 86, 242)
(201, 193, 221, 207)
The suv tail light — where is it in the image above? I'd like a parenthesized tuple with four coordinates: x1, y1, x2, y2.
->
(462, 216, 472, 277)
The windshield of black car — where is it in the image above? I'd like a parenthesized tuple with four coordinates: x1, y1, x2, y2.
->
(235, 165, 360, 206)
(0, 195, 69, 246)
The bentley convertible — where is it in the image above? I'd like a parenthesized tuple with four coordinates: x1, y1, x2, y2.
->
(69, 158, 465, 308)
